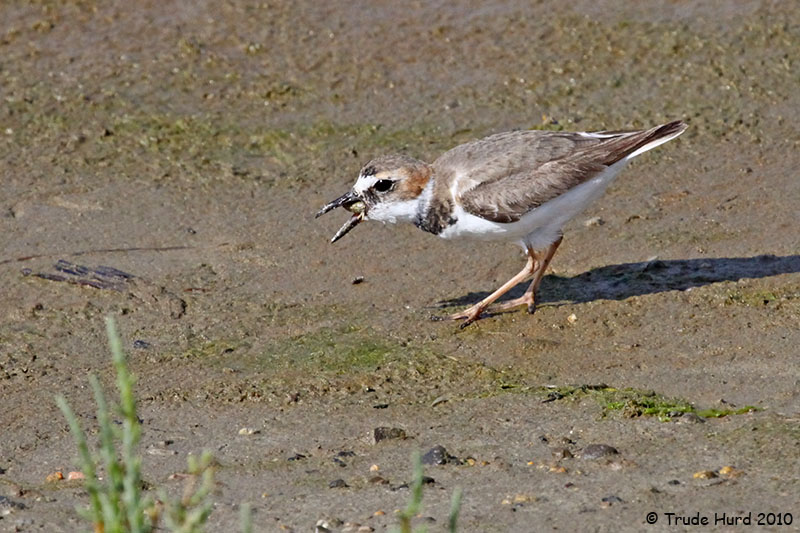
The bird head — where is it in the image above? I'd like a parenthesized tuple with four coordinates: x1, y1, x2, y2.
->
(315, 155, 431, 242)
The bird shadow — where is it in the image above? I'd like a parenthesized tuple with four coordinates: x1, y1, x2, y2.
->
(435, 254, 800, 309)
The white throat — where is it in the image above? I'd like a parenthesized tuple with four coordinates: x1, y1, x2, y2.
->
(366, 198, 420, 224)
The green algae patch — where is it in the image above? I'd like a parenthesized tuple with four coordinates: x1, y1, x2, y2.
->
(155, 321, 525, 405)
(265, 324, 396, 374)
(534, 384, 762, 422)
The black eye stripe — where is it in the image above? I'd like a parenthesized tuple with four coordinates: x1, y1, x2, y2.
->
(373, 179, 394, 192)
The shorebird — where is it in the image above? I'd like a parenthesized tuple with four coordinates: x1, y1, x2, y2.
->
(316, 120, 687, 327)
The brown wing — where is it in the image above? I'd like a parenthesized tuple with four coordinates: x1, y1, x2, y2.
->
(450, 122, 685, 223)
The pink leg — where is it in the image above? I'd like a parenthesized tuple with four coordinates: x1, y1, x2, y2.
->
(489, 236, 562, 315)
(447, 247, 538, 327)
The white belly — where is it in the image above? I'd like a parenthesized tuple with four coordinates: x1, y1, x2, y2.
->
(438, 160, 627, 249)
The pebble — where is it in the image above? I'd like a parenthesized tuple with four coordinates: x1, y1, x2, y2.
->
(0, 495, 26, 511)
(146, 445, 178, 456)
(552, 448, 574, 460)
(719, 465, 744, 478)
(238, 427, 260, 435)
(421, 445, 459, 465)
(132, 340, 152, 350)
(368, 476, 389, 485)
(693, 470, 717, 479)
(45, 471, 63, 482)
(328, 479, 348, 489)
(369, 464, 380, 472)
(601, 495, 624, 504)
(287, 453, 306, 461)
(566, 313, 578, 324)
(583, 216, 605, 227)
(373, 427, 406, 443)
(678, 412, 706, 424)
(580, 444, 619, 459)
(67, 471, 85, 480)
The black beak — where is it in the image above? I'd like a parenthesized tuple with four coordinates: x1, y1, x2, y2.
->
(315, 190, 362, 218)
(315, 190, 366, 243)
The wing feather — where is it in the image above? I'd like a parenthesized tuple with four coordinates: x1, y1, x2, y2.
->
(442, 122, 684, 223)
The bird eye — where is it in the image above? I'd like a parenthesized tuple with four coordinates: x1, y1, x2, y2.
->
(373, 179, 394, 192)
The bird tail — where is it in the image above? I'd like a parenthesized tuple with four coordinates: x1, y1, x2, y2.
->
(599, 120, 688, 166)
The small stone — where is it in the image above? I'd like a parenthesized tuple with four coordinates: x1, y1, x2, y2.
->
(238, 427, 260, 435)
(133, 340, 152, 350)
(580, 444, 619, 459)
(584, 216, 605, 227)
(693, 470, 718, 479)
(549, 466, 567, 473)
(552, 448, 573, 460)
(678, 412, 706, 424)
(146, 446, 178, 456)
(719, 466, 744, 478)
(368, 476, 389, 485)
(352, 276, 364, 285)
(566, 313, 578, 324)
(45, 471, 64, 482)
(0, 495, 26, 511)
(513, 494, 534, 503)
(373, 510, 385, 516)
(328, 479, 348, 488)
(421, 445, 458, 465)
(601, 495, 624, 504)
(373, 427, 406, 443)
(464, 457, 477, 466)
(369, 464, 380, 472)
(67, 471, 85, 481)
(357, 527, 374, 532)
(667, 479, 681, 485)
(421, 476, 435, 484)
(287, 453, 306, 461)
(336, 451, 356, 457)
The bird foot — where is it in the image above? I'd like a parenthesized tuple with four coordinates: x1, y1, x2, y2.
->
(488, 294, 537, 314)
(443, 306, 487, 328)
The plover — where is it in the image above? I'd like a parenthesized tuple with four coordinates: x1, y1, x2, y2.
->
(316, 120, 687, 326)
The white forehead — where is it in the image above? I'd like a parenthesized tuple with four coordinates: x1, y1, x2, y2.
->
(353, 173, 379, 195)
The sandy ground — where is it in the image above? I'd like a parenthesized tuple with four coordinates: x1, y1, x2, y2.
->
(1, 1, 799, 531)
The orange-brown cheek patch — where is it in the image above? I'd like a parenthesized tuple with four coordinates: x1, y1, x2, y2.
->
(397, 168, 431, 200)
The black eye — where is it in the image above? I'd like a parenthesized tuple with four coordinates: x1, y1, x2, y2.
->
(373, 179, 394, 192)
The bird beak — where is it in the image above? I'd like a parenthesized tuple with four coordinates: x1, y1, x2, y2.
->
(315, 190, 362, 218)
(315, 190, 366, 243)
